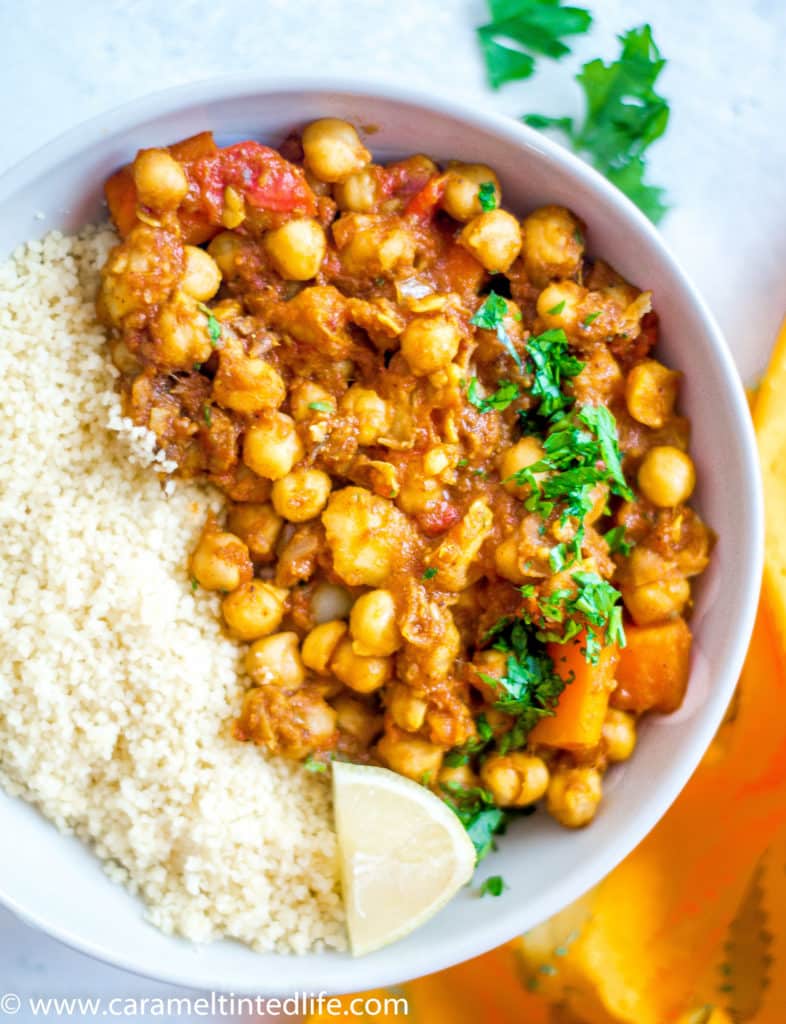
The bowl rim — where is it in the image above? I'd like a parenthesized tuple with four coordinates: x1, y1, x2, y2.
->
(0, 72, 764, 993)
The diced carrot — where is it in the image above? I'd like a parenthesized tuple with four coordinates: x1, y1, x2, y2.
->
(612, 617, 692, 714)
(531, 637, 619, 749)
(104, 166, 138, 237)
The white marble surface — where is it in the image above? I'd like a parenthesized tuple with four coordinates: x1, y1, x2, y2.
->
(1, 0, 785, 1013)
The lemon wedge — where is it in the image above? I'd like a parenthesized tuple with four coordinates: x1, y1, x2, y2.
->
(332, 761, 476, 956)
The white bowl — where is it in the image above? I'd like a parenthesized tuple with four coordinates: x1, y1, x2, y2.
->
(0, 76, 763, 994)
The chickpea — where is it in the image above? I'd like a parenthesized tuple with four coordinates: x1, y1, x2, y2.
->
(481, 753, 550, 808)
(290, 382, 336, 421)
(469, 649, 508, 700)
(264, 218, 327, 281)
(521, 205, 583, 287)
(222, 580, 288, 641)
(310, 582, 354, 624)
(333, 693, 383, 746)
(243, 412, 304, 480)
(190, 529, 252, 592)
(625, 359, 680, 429)
(546, 767, 602, 828)
(270, 468, 332, 523)
(494, 535, 527, 584)
(441, 163, 501, 222)
(154, 294, 213, 368)
(387, 683, 428, 732)
(207, 231, 243, 279)
(350, 589, 402, 657)
(334, 166, 379, 212)
(302, 118, 371, 183)
(638, 446, 696, 507)
(459, 209, 522, 273)
(245, 631, 305, 688)
(400, 315, 461, 376)
(339, 386, 391, 445)
(302, 620, 348, 675)
(226, 503, 282, 563)
(213, 356, 286, 414)
(339, 216, 416, 276)
(132, 148, 188, 210)
(438, 763, 479, 790)
(499, 437, 545, 498)
(181, 245, 221, 301)
(377, 729, 444, 782)
(329, 637, 392, 694)
(536, 280, 584, 332)
(623, 574, 690, 626)
(602, 709, 637, 762)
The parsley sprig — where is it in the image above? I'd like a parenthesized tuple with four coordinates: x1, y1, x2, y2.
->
(509, 403, 632, 566)
(467, 377, 520, 414)
(470, 292, 522, 369)
(525, 328, 584, 419)
(478, 181, 498, 211)
(521, 570, 625, 663)
(440, 781, 507, 862)
(477, 0, 593, 90)
(525, 25, 670, 222)
(483, 620, 571, 751)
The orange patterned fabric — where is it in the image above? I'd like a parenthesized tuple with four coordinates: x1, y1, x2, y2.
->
(307, 319, 786, 1024)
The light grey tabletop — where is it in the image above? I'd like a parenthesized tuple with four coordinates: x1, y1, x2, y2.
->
(1, 0, 785, 1016)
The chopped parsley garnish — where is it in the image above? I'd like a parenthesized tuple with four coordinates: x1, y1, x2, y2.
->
(604, 525, 633, 556)
(190, 577, 199, 592)
(525, 328, 584, 419)
(193, 362, 202, 371)
(583, 311, 600, 326)
(478, 875, 507, 897)
(521, 570, 626, 663)
(470, 291, 522, 369)
(457, 457, 469, 467)
(546, 300, 566, 316)
(476, 0, 593, 90)
(508, 404, 632, 566)
(420, 771, 433, 786)
(197, 302, 222, 348)
(467, 377, 520, 414)
(203, 403, 212, 427)
(307, 400, 334, 413)
(422, 567, 439, 580)
(440, 781, 507, 862)
(303, 754, 327, 774)
(524, 25, 670, 222)
(483, 620, 571, 750)
(478, 180, 498, 211)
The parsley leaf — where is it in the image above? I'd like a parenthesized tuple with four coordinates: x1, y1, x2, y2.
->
(583, 311, 600, 326)
(307, 400, 334, 413)
(478, 181, 498, 211)
(478, 875, 507, 897)
(470, 292, 522, 369)
(477, 0, 593, 90)
(524, 25, 670, 222)
(303, 754, 327, 774)
(525, 328, 584, 419)
(467, 377, 521, 414)
(521, 570, 626, 664)
(197, 302, 222, 348)
(546, 300, 566, 315)
(507, 403, 632, 566)
(604, 525, 633, 556)
(422, 566, 439, 580)
(190, 577, 199, 592)
(441, 779, 508, 862)
(483, 620, 571, 750)
(203, 403, 212, 427)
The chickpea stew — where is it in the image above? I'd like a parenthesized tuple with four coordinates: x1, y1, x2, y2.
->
(98, 118, 713, 845)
